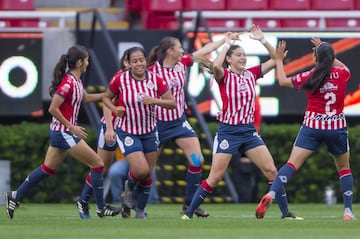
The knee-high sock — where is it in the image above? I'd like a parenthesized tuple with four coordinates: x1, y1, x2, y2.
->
(15, 164, 55, 202)
(128, 170, 138, 190)
(270, 163, 296, 216)
(80, 173, 93, 202)
(184, 180, 213, 217)
(185, 165, 202, 205)
(91, 167, 105, 210)
(136, 179, 152, 211)
(269, 181, 289, 216)
(339, 169, 353, 210)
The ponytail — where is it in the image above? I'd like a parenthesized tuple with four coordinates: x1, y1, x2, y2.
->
(147, 45, 159, 67)
(49, 54, 67, 97)
(301, 42, 334, 93)
(49, 45, 88, 97)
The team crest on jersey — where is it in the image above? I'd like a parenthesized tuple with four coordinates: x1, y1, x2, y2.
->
(219, 139, 229, 150)
(239, 83, 248, 91)
(174, 64, 182, 72)
(124, 136, 134, 147)
(147, 81, 154, 89)
(169, 78, 179, 88)
(137, 92, 145, 102)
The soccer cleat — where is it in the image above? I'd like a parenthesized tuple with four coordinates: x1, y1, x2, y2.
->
(5, 191, 20, 219)
(135, 209, 146, 219)
(76, 199, 91, 219)
(281, 212, 304, 220)
(255, 193, 273, 219)
(181, 214, 192, 220)
(183, 204, 209, 218)
(121, 206, 131, 219)
(96, 204, 122, 218)
(343, 212, 356, 221)
(121, 180, 135, 209)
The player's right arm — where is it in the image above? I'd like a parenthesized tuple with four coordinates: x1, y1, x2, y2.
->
(275, 40, 293, 88)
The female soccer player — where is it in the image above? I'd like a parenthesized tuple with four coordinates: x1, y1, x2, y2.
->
(147, 32, 240, 217)
(5, 45, 122, 219)
(256, 38, 355, 221)
(102, 46, 176, 219)
(76, 49, 130, 219)
(182, 25, 301, 220)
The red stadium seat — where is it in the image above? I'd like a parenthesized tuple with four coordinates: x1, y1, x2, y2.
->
(142, 0, 183, 12)
(312, 0, 354, 10)
(180, 18, 245, 31)
(226, 0, 268, 10)
(0, 20, 10, 28)
(124, 0, 142, 21)
(281, 18, 320, 29)
(326, 18, 360, 29)
(141, 12, 180, 30)
(356, 0, 360, 9)
(253, 19, 281, 29)
(183, 0, 226, 10)
(0, 18, 48, 28)
(269, 0, 310, 10)
(0, 0, 34, 10)
(202, 18, 245, 29)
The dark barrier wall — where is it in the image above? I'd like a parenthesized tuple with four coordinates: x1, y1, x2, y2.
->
(1, 30, 360, 123)
(0, 33, 43, 116)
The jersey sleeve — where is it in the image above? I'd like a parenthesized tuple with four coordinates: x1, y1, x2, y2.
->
(55, 75, 73, 99)
(335, 66, 351, 82)
(247, 65, 262, 80)
(156, 75, 170, 96)
(108, 73, 120, 95)
(182, 54, 193, 67)
(291, 69, 313, 89)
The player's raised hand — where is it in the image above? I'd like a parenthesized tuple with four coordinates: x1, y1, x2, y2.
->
(276, 40, 288, 61)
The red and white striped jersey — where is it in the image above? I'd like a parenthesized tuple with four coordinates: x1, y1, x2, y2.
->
(216, 66, 261, 125)
(147, 54, 192, 121)
(109, 70, 169, 135)
(292, 66, 350, 130)
(100, 70, 124, 126)
(50, 73, 83, 131)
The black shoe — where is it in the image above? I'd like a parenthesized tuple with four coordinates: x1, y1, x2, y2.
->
(281, 212, 304, 220)
(96, 204, 122, 218)
(121, 205, 131, 219)
(5, 191, 20, 219)
(183, 204, 209, 218)
(76, 199, 90, 219)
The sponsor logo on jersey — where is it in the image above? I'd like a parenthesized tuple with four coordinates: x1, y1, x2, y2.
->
(320, 82, 338, 93)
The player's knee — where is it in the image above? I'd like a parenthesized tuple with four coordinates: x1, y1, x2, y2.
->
(262, 166, 277, 180)
(190, 152, 203, 166)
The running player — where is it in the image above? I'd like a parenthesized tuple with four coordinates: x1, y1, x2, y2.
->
(76, 49, 130, 219)
(102, 46, 176, 219)
(5, 45, 122, 219)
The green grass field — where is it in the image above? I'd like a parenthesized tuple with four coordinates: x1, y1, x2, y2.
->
(0, 203, 359, 239)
